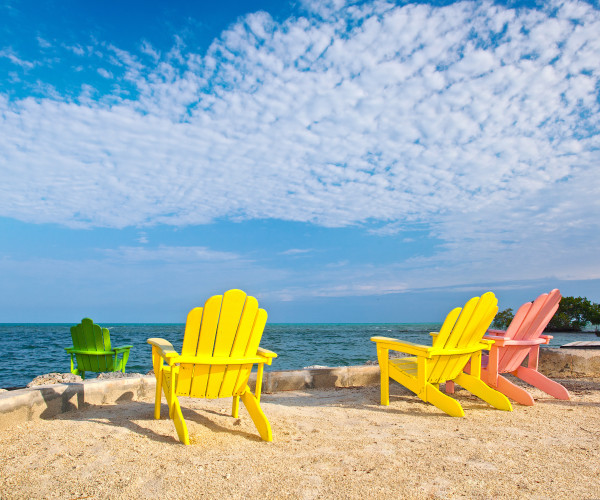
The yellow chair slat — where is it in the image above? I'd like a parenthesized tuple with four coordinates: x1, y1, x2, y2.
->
(189, 295, 222, 398)
(177, 307, 203, 396)
(206, 290, 247, 398)
(442, 293, 498, 381)
(219, 295, 259, 398)
(234, 308, 268, 394)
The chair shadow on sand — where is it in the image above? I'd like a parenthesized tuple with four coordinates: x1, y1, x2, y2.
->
(263, 382, 507, 417)
(35, 383, 267, 444)
(31, 374, 597, 443)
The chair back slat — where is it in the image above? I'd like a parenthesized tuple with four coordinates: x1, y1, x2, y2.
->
(188, 295, 223, 397)
(499, 289, 561, 373)
(176, 307, 204, 395)
(219, 295, 260, 397)
(234, 308, 268, 395)
(429, 293, 498, 383)
(206, 290, 247, 398)
(177, 290, 266, 399)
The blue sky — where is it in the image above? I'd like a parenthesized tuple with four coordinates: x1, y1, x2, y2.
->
(1, 0, 599, 323)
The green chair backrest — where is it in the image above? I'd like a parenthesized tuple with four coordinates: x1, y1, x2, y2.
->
(70, 318, 115, 372)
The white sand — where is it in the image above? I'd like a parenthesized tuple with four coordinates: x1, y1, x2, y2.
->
(1, 377, 599, 499)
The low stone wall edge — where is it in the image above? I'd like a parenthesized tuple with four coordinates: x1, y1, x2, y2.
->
(0, 348, 598, 427)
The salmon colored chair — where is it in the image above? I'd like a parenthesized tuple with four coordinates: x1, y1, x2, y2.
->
(148, 289, 277, 444)
(372, 293, 512, 417)
(451, 289, 569, 405)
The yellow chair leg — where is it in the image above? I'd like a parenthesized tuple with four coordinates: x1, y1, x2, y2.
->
(241, 386, 272, 442)
(454, 372, 512, 411)
(232, 396, 240, 418)
(377, 348, 390, 406)
(154, 372, 163, 420)
(171, 397, 190, 445)
(424, 383, 465, 417)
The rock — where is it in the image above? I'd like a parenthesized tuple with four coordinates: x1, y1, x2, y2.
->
(27, 373, 82, 387)
(26, 371, 147, 387)
(96, 372, 144, 380)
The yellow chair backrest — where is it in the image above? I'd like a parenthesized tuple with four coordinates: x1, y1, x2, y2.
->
(175, 289, 268, 399)
(428, 292, 498, 383)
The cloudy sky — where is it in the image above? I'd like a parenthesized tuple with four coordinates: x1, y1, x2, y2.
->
(1, 0, 599, 322)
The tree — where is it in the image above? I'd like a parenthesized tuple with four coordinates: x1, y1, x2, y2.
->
(585, 302, 600, 332)
(547, 296, 594, 332)
(493, 308, 514, 329)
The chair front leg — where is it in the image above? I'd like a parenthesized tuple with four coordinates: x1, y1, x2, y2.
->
(151, 346, 163, 420)
(121, 350, 130, 373)
(376, 346, 389, 406)
(527, 345, 540, 370)
(69, 353, 76, 375)
(232, 396, 240, 418)
(255, 363, 265, 402)
(469, 351, 482, 379)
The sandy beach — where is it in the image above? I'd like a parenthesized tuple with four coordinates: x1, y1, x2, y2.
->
(1, 377, 599, 499)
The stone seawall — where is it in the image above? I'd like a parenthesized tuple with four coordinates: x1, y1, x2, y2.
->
(0, 348, 598, 429)
(538, 348, 600, 378)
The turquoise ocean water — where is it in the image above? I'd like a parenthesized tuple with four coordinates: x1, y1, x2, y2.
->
(0, 323, 597, 389)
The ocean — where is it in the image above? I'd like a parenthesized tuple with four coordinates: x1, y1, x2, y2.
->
(0, 323, 597, 389)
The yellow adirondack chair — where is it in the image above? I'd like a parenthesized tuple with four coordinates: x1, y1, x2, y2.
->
(371, 292, 512, 417)
(147, 289, 277, 445)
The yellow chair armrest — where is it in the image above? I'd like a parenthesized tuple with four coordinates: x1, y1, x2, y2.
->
(479, 339, 495, 350)
(257, 347, 277, 358)
(147, 338, 180, 363)
(257, 347, 277, 366)
(371, 336, 433, 357)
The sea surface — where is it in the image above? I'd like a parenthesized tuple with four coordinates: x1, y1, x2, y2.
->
(0, 323, 597, 389)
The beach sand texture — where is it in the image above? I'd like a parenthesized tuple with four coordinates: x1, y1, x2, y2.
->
(1, 378, 599, 499)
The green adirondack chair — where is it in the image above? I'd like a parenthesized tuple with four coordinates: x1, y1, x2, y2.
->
(65, 318, 133, 380)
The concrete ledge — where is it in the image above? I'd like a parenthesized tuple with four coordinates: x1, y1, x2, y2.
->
(0, 365, 381, 429)
(0, 348, 598, 428)
(0, 376, 156, 430)
(539, 348, 600, 378)
(256, 365, 380, 393)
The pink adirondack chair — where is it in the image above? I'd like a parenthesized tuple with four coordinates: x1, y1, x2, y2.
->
(449, 289, 569, 405)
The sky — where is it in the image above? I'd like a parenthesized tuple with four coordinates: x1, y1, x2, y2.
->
(1, 0, 599, 323)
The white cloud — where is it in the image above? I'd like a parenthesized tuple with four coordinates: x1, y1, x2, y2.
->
(140, 40, 160, 61)
(0, 48, 36, 69)
(36, 36, 52, 49)
(280, 248, 314, 255)
(102, 245, 243, 263)
(97, 68, 113, 79)
(0, 0, 599, 291)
